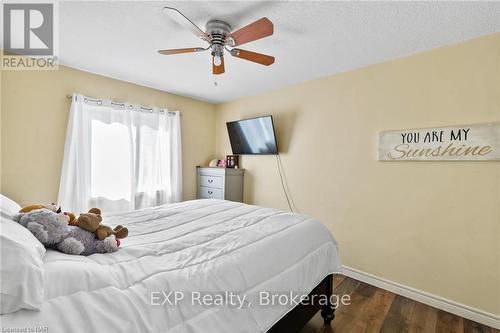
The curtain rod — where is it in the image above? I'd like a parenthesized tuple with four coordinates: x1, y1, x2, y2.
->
(65, 94, 180, 115)
(66, 94, 126, 105)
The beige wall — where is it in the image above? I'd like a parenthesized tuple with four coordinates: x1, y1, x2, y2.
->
(215, 34, 500, 315)
(1, 65, 216, 205)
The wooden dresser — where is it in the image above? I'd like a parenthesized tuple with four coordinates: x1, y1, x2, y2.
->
(196, 167, 245, 202)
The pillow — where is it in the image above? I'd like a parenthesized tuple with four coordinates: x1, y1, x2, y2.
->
(0, 216, 45, 314)
(0, 194, 21, 219)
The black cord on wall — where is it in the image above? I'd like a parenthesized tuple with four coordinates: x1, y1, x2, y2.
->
(276, 154, 295, 213)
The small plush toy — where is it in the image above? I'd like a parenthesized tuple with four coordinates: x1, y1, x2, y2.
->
(14, 209, 119, 256)
(76, 208, 128, 241)
(19, 204, 71, 225)
(19, 203, 59, 214)
(64, 212, 77, 225)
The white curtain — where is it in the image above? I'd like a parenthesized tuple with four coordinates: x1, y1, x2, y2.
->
(58, 93, 182, 213)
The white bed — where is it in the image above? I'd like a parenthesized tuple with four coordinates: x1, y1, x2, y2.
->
(1, 199, 341, 333)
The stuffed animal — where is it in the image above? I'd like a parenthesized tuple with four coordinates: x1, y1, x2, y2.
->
(19, 203, 59, 214)
(19, 204, 70, 225)
(14, 209, 119, 256)
(64, 212, 77, 225)
(76, 208, 128, 241)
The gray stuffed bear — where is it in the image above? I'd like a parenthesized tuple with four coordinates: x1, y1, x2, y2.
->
(14, 209, 118, 256)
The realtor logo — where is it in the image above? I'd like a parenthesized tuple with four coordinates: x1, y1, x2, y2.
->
(3, 3, 54, 56)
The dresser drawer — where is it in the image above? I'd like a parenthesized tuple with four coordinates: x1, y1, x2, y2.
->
(199, 175, 223, 189)
(197, 167, 244, 202)
(199, 186, 223, 199)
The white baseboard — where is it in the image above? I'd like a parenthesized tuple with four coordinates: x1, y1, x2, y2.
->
(342, 266, 500, 330)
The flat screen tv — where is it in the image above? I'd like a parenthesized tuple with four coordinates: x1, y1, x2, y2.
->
(226, 116, 278, 155)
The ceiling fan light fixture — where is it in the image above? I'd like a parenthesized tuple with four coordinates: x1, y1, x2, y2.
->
(213, 55, 222, 66)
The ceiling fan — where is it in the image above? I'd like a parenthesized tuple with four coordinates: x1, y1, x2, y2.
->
(159, 7, 275, 75)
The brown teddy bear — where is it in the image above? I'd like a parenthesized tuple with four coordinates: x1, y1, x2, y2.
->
(76, 208, 128, 241)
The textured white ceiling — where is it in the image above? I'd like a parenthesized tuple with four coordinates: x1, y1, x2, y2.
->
(57, 1, 500, 103)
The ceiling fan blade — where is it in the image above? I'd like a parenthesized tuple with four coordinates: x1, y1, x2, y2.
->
(162, 7, 210, 42)
(230, 49, 275, 66)
(158, 47, 206, 55)
(213, 56, 225, 75)
(227, 17, 273, 47)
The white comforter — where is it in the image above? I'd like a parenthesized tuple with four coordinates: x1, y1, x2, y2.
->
(1, 199, 341, 333)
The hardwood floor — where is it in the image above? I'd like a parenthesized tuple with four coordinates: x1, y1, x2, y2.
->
(300, 275, 498, 333)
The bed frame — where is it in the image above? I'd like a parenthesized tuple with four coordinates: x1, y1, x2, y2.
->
(268, 274, 335, 332)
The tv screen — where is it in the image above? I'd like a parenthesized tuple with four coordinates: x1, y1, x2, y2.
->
(226, 116, 278, 155)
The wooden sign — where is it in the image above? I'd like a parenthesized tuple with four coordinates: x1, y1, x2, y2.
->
(378, 122, 500, 161)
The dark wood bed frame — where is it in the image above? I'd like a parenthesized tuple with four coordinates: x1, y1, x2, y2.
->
(268, 274, 335, 332)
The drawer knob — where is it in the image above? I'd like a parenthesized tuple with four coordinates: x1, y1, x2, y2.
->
(208, 190, 213, 194)
(208, 179, 213, 183)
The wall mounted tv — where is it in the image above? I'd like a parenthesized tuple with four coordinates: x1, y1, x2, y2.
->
(226, 116, 278, 155)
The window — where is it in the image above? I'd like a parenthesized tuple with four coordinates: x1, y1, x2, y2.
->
(58, 94, 182, 213)
(90, 120, 132, 201)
